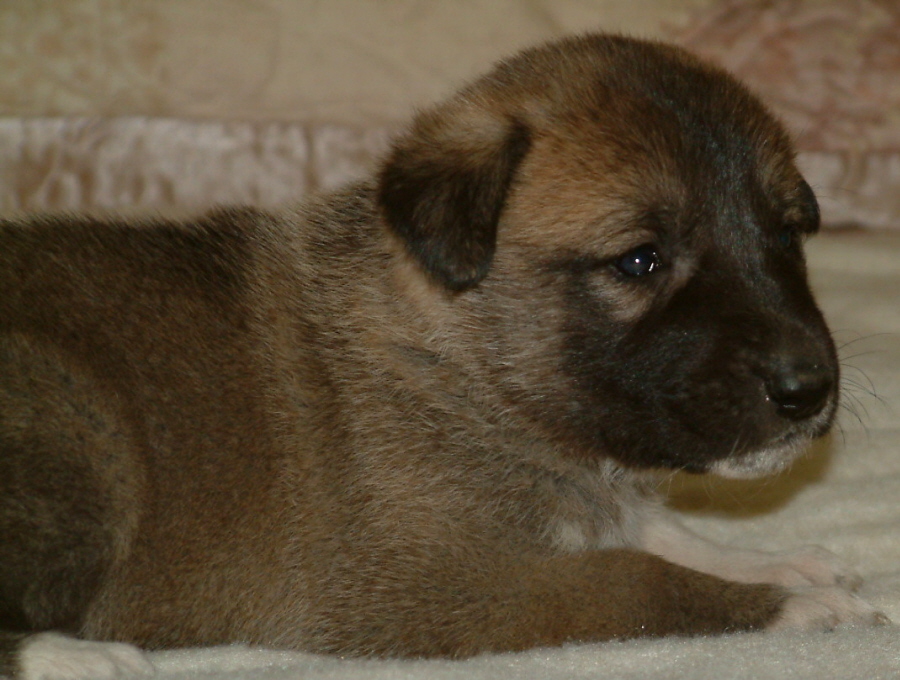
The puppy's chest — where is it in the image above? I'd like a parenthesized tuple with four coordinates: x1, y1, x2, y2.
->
(508, 460, 650, 553)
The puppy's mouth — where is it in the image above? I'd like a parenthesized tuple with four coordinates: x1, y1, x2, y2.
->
(689, 343, 841, 479)
(709, 393, 837, 479)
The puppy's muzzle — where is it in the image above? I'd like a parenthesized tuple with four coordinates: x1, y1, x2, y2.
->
(715, 346, 837, 479)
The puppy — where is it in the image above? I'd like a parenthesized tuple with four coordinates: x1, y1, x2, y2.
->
(0, 33, 887, 680)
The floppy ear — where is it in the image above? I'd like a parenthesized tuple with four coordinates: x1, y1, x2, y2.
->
(378, 108, 531, 291)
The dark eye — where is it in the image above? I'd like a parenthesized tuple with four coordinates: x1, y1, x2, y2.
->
(778, 226, 797, 249)
(615, 244, 662, 277)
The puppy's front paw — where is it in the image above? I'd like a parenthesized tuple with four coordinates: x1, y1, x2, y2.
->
(19, 633, 154, 680)
(769, 586, 890, 632)
(762, 545, 863, 591)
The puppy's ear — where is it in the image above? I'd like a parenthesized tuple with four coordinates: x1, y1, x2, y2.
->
(378, 106, 531, 291)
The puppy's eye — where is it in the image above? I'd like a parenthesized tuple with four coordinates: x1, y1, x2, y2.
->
(778, 225, 802, 249)
(615, 244, 661, 277)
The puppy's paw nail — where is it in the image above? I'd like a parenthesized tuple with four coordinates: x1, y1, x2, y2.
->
(836, 572, 864, 592)
(873, 612, 893, 626)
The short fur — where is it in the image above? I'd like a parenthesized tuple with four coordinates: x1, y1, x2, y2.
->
(0, 33, 884, 678)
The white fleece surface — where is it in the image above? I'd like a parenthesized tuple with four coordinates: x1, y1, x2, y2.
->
(136, 230, 900, 679)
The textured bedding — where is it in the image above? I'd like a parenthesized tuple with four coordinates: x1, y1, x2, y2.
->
(3, 1, 899, 678)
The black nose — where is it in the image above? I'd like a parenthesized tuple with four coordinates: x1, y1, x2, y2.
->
(767, 363, 834, 421)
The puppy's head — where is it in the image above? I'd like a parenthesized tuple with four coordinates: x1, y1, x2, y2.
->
(378, 34, 838, 478)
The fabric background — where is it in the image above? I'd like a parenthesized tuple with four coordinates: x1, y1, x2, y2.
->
(1, 0, 899, 227)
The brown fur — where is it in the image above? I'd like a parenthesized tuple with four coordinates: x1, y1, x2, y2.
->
(0, 34, 883, 672)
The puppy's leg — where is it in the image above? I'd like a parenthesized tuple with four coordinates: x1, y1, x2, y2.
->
(0, 336, 147, 679)
(639, 509, 888, 630)
(2, 632, 154, 680)
(314, 547, 859, 656)
(640, 508, 861, 589)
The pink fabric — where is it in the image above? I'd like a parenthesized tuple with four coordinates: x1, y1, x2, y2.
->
(674, 0, 900, 153)
(672, 0, 900, 228)
(1, 0, 898, 228)
(0, 118, 393, 212)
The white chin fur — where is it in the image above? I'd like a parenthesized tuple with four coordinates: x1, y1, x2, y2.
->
(710, 437, 808, 480)
(711, 399, 836, 480)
